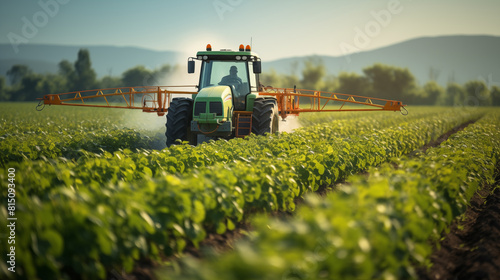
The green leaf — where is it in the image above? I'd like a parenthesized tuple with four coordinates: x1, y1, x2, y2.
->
(39, 230, 64, 256)
(143, 166, 153, 177)
(227, 219, 235, 231)
(192, 200, 206, 223)
(216, 221, 226, 234)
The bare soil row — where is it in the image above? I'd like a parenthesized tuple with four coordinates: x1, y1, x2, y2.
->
(418, 175, 500, 280)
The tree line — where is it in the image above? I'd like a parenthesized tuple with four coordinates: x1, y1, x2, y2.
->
(0, 49, 177, 102)
(1, 49, 499, 106)
(261, 57, 500, 106)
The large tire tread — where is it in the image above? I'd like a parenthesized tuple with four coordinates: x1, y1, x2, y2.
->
(252, 98, 279, 136)
(165, 98, 194, 146)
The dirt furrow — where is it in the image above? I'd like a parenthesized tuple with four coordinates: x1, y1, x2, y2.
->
(418, 176, 500, 280)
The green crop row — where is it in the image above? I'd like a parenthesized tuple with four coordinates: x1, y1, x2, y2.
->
(297, 106, 396, 127)
(169, 111, 500, 280)
(0, 104, 451, 167)
(0, 108, 484, 279)
(0, 103, 165, 166)
(5, 107, 478, 198)
(2, 103, 385, 165)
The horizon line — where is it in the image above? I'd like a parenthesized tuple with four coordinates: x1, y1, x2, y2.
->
(1, 33, 498, 61)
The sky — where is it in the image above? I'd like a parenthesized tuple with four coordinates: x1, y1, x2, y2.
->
(1, 0, 499, 61)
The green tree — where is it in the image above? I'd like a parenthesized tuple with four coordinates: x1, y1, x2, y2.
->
(321, 74, 338, 92)
(58, 60, 76, 92)
(6, 64, 31, 85)
(58, 60, 72, 73)
(73, 49, 97, 91)
(13, 73, 43, 101)
(300, 57, 325, 90)
(36, 74, 67, 97)
(491, 86, 500, 106)
(122, 66, 153, 87)
(363, 64, 416, 101)
(282, 74, 300, 89)
(58, 60, 74, 77)
(10, 73, 68, 101)
(420, 81, 443, 105)
(260, 69, 299, 89)
(98, 76, 122, 89)
(260, 68, 282, 88)
(464, 80, 490, 106)
(335, 72, 370, 95)
(0, 76, 9, 101)
(442, 83, 465, 106)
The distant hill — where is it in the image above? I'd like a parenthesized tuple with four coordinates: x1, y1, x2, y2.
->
(1, 35, 499, 86)
(265, 35, 500, 86)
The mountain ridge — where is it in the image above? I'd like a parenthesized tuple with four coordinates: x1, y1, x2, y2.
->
(1, 35, 499, 86)
(266, 35, 500, 85)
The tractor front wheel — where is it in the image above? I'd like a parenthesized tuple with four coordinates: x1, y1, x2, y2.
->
(165, 98, 196, 146)
(252, 98, 279, 136)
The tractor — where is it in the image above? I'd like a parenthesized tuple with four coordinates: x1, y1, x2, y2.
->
(167, 44, 278, 146)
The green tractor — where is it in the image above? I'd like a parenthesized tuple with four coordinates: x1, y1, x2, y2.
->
(165, 44, 279, 146)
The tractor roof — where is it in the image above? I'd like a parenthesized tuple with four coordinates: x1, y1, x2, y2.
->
(196, 44, 260, 61)
(196, 50, 260, 61)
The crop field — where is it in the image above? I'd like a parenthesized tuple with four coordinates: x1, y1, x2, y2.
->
(1, 103, 499, 279)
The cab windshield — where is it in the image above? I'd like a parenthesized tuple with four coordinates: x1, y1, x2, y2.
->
(199, 61, 250, 110)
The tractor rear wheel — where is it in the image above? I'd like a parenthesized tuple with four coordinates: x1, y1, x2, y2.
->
(165, 98, 196, 146)
(252, 98, 279, 136)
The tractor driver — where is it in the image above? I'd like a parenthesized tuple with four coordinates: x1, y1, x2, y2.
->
(219, 66, 242, 87)
(219, 65, 246, 110)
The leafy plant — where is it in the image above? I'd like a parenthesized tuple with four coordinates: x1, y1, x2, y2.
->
(0, 104, 491, 279)
(167, 111, 500, 280)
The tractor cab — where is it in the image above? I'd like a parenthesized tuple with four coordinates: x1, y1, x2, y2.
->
(188, 44, 261, 111)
